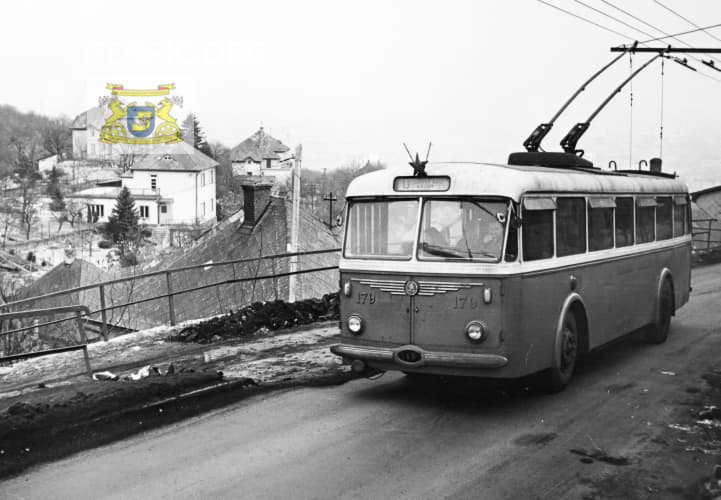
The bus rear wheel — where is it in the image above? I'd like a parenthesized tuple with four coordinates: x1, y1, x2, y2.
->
(544, 313, 578, 393)
(643, 279, 673, 344)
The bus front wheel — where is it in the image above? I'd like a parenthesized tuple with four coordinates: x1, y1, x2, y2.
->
(545, 313, 578, 393)
(643, 279, 673, 344)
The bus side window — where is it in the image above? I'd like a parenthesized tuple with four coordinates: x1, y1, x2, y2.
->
(636, 198, 656, 243)
(588, 197, 614, 251)
(673, 196, 688, 237)
(656, 197, 673, 240)
(615, 197, 634, 247)
(556, 197, 586, 257)
(522, 210, 553, 261)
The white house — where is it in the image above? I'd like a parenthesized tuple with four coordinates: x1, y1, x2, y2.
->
(230, 127, 294, 182)
(37, 154, 58, 174)
(68, 141, 218, 226)
(70, 105, 123, 161)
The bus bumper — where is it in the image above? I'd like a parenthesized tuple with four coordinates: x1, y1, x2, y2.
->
(330, 343, 509, 370)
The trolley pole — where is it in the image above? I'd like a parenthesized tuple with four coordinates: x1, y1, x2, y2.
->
(323, 192, 338, 229)
(288, 145, 302, 303)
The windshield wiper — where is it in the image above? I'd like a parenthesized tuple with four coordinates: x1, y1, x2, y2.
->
(420, 243, 467, 258)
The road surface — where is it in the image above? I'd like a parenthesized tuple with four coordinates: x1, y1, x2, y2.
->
(3, 264, 721, 499)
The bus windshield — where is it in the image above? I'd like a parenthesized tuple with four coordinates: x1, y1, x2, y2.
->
(345, 199, 419, 259)
(344, 198, 509, 261)
(419, 199, 507, 261)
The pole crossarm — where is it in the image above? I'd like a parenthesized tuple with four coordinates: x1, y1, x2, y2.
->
(611, 46, 721, 53)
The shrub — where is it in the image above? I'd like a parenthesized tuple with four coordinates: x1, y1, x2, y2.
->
(97, 240, 113, 249)
(120, 252, 138, 267)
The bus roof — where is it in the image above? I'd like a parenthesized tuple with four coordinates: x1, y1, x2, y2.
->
(345, 162, 689, 201)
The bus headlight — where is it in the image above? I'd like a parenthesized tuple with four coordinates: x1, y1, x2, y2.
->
(343, 281, 352, 297)
(483, 287, 492, 304)
(465, 321, 487, 343)
(348, 314, 364, 335)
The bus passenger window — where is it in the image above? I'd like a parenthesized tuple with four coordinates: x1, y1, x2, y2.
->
(556, 198, 586, 256)
(615, 197, 634, 247)
(588, 198, 614, 251)
(636, 198, 657, 243)
(522, 210, 553, 261)
(656, 197, 673, 240)
(673, 197, 687, 237)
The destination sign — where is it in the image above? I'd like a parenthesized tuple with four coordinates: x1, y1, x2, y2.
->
(393, 176, 450, 192)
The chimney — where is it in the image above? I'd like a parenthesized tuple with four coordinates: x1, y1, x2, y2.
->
(650, 157, 662, 173)
(241, 180, 273, 227)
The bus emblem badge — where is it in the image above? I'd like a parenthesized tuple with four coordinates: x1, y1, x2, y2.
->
(404, 280, 419, 296)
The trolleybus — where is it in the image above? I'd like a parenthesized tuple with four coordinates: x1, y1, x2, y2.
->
(330, 153, 691, 391)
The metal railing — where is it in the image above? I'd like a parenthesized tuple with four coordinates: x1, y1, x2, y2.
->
(0, 248, 341, 343)
(0, 305, 92, 376)
(693, 218, 721, 250)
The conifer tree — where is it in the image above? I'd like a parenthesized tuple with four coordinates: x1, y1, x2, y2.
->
(181, 113, 212, 156)
(104, 187, 140, 256)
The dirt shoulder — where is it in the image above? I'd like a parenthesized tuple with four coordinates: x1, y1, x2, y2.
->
(0, 320, 353, 479)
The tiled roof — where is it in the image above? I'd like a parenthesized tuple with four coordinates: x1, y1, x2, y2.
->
(130, 141, 218, 172)
(230, 127, 290, 163)
(692, 185, 721, 201)
(113, 195, 340, 330)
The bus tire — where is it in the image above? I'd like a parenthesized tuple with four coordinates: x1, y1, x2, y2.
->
(643, 279, 674, 344)
(545, 312, 579, 393)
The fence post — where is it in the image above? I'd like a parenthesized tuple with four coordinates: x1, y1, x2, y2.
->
(75, 310, 92, 377)
(99, 284, 108, 341)
(166, 271, 176, 326)
(708, 220, 713, 249)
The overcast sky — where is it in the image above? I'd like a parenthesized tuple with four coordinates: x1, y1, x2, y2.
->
(2, 0, 721, 189)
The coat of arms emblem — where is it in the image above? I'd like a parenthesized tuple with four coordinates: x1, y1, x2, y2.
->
(100, 84, 183, 145)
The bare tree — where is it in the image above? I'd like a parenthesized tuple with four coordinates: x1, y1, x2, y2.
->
(9, 134, 42, 240)
(41, 117, 71, 161)
(65, 200, 85, 227)
(0, 198, 19, 247)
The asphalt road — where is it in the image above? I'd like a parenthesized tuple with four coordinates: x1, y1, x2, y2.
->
(3, 264, 721, 499)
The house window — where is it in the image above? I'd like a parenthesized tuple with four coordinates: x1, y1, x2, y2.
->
(210, 198, 214, 211)
(88, 204, 104, 222)
(151, 175, 157, 191)
(200, 172, 206, 187)
(210, 170, 214, 183)
(160, 203, 167, 214)
(139, 206, 149, 218)
(201, 201, 206, 216)
(266, 159, 272, 169)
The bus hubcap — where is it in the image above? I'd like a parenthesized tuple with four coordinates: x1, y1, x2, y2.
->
(560, 327, 577, 373)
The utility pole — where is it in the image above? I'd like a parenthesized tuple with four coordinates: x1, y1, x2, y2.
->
(323, 192, 337, 229)
(288, 145, 302, 303)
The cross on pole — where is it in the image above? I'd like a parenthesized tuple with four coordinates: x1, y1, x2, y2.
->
(323, 192, 338, 228)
